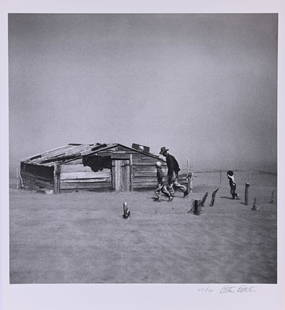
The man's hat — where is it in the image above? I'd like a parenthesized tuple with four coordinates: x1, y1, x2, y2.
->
(159, 146, 169, 155)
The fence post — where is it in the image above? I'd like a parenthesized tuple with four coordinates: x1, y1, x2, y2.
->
(193, 200, 201, 215)
(245, 183, 250, 205)
(186, 172, 193, 193)
(251, 197, 257, 211)
(199, 192, 208, 207)
(210, 188, 219, 206)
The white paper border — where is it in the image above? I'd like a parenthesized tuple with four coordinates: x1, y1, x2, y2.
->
(1, 1, 284, 310)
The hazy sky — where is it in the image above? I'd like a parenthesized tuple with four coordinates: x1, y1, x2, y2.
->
(9, 14, 277, 171)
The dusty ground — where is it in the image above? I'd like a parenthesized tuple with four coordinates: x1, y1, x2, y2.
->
(10, 172, 277, 283)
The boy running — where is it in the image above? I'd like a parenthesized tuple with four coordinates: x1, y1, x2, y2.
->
(154, 161, 173, 201)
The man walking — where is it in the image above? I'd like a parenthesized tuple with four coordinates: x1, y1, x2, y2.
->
(159, 147, 189, 197)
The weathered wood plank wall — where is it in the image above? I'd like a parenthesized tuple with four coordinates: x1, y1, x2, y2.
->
(60, 163, 112, 192)
(20, 144, 172, 192)
(20, 162, 54, 191)
(131, 152, 165, 190)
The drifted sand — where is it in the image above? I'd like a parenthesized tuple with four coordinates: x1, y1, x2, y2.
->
(10, 174, 277, 283)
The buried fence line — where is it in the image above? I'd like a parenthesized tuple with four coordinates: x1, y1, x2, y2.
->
(185, 169, 276, 188)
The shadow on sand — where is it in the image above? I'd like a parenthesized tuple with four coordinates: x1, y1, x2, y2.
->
(220, 196, 234, 200)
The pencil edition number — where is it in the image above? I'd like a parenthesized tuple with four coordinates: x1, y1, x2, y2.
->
(197, 287, 214, 293)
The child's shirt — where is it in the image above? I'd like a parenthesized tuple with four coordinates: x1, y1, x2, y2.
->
(227, 174, 236, 186)
(156, 168, 165, 184)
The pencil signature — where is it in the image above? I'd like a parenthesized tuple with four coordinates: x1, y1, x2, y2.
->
(197, 285, 256, 294)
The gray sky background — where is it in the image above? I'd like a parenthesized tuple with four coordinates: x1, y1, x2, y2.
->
(9, 14, 277, 172)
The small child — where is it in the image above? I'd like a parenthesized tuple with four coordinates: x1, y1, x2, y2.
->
(227, 170, 239, 199)
(154, 161, 173, 201)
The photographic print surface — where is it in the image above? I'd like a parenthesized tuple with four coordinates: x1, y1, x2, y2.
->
(9, 13, 277, 283)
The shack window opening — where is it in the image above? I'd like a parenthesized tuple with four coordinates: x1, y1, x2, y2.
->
(82, 155, 112, 172)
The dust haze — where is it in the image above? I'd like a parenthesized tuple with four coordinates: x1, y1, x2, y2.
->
(9, 14, 277, 173)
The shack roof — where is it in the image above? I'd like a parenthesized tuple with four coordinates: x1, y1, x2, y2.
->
(23, 143, 163, 166)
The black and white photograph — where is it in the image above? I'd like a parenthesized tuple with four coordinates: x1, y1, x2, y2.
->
(8, 13, 278, 285)
(1, 1, 285, 309)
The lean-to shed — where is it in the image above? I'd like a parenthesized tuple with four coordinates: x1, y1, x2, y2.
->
(19, 143, 167, 193)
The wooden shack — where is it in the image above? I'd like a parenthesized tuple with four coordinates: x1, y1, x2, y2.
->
(19, 143, 167, 193)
